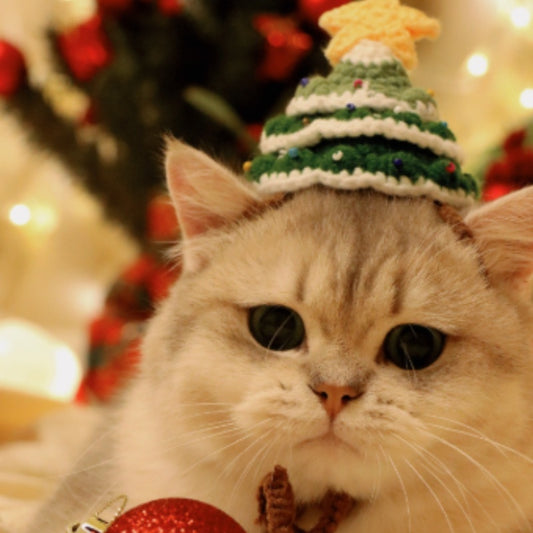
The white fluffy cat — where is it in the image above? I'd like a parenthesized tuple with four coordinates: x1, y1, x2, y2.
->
(27, 139, 533, 532)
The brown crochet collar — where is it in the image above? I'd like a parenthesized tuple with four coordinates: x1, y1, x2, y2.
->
(257, 465, 356, 533)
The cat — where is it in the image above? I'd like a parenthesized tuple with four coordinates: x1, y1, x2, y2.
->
(25, 138, 533, 533)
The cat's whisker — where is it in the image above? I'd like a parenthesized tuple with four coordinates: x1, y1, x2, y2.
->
(392, 433, 470, 503)
(410, 449, 477, 533)
(380, 444, 412, 533)
(393, 432, 494, 531)
(216, 425, 275, 484)
(425, 416, 533, 466)
(419, 428, 530, 530)
(370, 445, 384, 502)
(176, 419, 273, 479)
(404, 458, 456, 533)
(227, 429, 281, 507)
(249, 427, 284, 487)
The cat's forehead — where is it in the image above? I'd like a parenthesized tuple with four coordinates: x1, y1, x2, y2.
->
(222, 189, 485, 334)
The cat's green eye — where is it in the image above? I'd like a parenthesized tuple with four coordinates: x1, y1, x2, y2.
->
(384, 324, 446, 370)
(248, 305, 305, 351)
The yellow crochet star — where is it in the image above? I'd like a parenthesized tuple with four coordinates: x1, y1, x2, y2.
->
(319, 0, 440, 70)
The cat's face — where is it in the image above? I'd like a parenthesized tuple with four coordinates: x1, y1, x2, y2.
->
(140, 176, 533, 506)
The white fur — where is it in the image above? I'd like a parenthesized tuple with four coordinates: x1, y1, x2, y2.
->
(26, 144, 533, 533)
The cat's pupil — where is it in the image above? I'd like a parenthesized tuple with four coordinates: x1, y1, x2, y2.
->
(384, 324, 446, 370)
(248, 305, 305, 351)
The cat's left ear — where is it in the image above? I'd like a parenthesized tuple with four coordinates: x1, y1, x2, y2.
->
(465, 186, 533, 297)
(165, 137, 262, 272)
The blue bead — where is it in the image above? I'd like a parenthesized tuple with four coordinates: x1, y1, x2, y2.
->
(346, 103, 356, 111)
(300, 77, 309, 87)
(288, 147, 299, 158)
(441, 121, 448, 127)
(393, 158, 403, 169)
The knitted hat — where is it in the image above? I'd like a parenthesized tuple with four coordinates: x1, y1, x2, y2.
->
(245, 0, 480, 208)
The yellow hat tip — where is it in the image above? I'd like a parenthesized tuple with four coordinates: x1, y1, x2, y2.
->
(318, 0, 440, 69)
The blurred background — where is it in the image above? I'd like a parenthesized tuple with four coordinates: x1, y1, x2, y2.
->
(0, 0, 531, 433)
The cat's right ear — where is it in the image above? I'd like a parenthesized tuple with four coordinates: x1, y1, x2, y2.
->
(165, 137, 262, 272)
(465, 186, 533, 300)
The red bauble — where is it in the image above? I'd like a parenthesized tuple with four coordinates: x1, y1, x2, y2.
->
(97, 0, 133, 13)
(254, 15, 312, 81)
(157, 0, 183, 16)
(482, 128, 533, 201)
(107, 498, 246, 533)
(0, 40, 26, 97)
(57, 14, 113, 82)
(298, 0, 351, 25)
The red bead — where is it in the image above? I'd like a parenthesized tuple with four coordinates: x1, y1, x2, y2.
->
(353, 79, 363, 88)
(445, 162, 456, 173)
(106, 498, 246, 533)
(0, 40, 26, 97)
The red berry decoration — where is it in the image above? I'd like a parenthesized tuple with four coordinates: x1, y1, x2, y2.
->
(0, 40, 26, 97)
(483, 128, 533, 201)
(57, 14, 113, 82)
(298, 0, 351, 26)
(254, 15, 312, 81)
(106, 498, 246, 533)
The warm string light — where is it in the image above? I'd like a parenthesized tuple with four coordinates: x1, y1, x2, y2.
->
(520, 88, 533, 108)
(510, 5, 532, 28)
(8, 203, 32, 226)
(0, 319, 82, 401)
(7, 202, 58, 232)
(466, 52, 490, 77)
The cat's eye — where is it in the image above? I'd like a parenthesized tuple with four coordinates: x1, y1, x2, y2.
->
(248, 305, 305, 351)
(383, 324, 446, 370)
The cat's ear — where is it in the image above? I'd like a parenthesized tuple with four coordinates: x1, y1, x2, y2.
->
(165, 137, 261, 272)
(465, 186, 533, 296)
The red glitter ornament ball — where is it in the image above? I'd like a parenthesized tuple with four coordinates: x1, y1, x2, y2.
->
(106, 498, 246, 533)
(0, 40, 26, 97)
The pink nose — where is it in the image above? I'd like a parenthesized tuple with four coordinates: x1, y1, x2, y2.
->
(311, 383, 362, 420)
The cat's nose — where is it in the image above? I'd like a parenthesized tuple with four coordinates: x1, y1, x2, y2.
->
(310, 383, 362, 421)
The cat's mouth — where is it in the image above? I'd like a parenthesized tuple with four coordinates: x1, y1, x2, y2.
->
(299, 429, 360, 455)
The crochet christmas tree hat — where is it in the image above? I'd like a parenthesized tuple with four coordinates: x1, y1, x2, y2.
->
(245, 0, 480, 207)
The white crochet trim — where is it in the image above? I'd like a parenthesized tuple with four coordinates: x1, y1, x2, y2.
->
(254, 168, 476, 208)
(340, 40, 398, 65)
(286, 88, 438, 121)
(260, 116, 463, 163)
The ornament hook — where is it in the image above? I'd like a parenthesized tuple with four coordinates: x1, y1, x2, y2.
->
(67, 495, 128, 533)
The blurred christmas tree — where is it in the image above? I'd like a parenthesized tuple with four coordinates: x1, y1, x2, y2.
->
(0, 0, 350, 242)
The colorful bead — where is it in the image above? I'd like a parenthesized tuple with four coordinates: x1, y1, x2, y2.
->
(353, 79, 363, 88)
(243, 161, 252, 172)
(346, 103, 356, 111)
(427, 88, 435, 97)
(332, 150, 343, 161)
(446, 162, 456, 173)
(288, 147, 300, 158)
(393, 158, 403, 169)
(300, 77, 309, 87)
(302, 117, 310, 125)
(440, 121, 448, 127)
